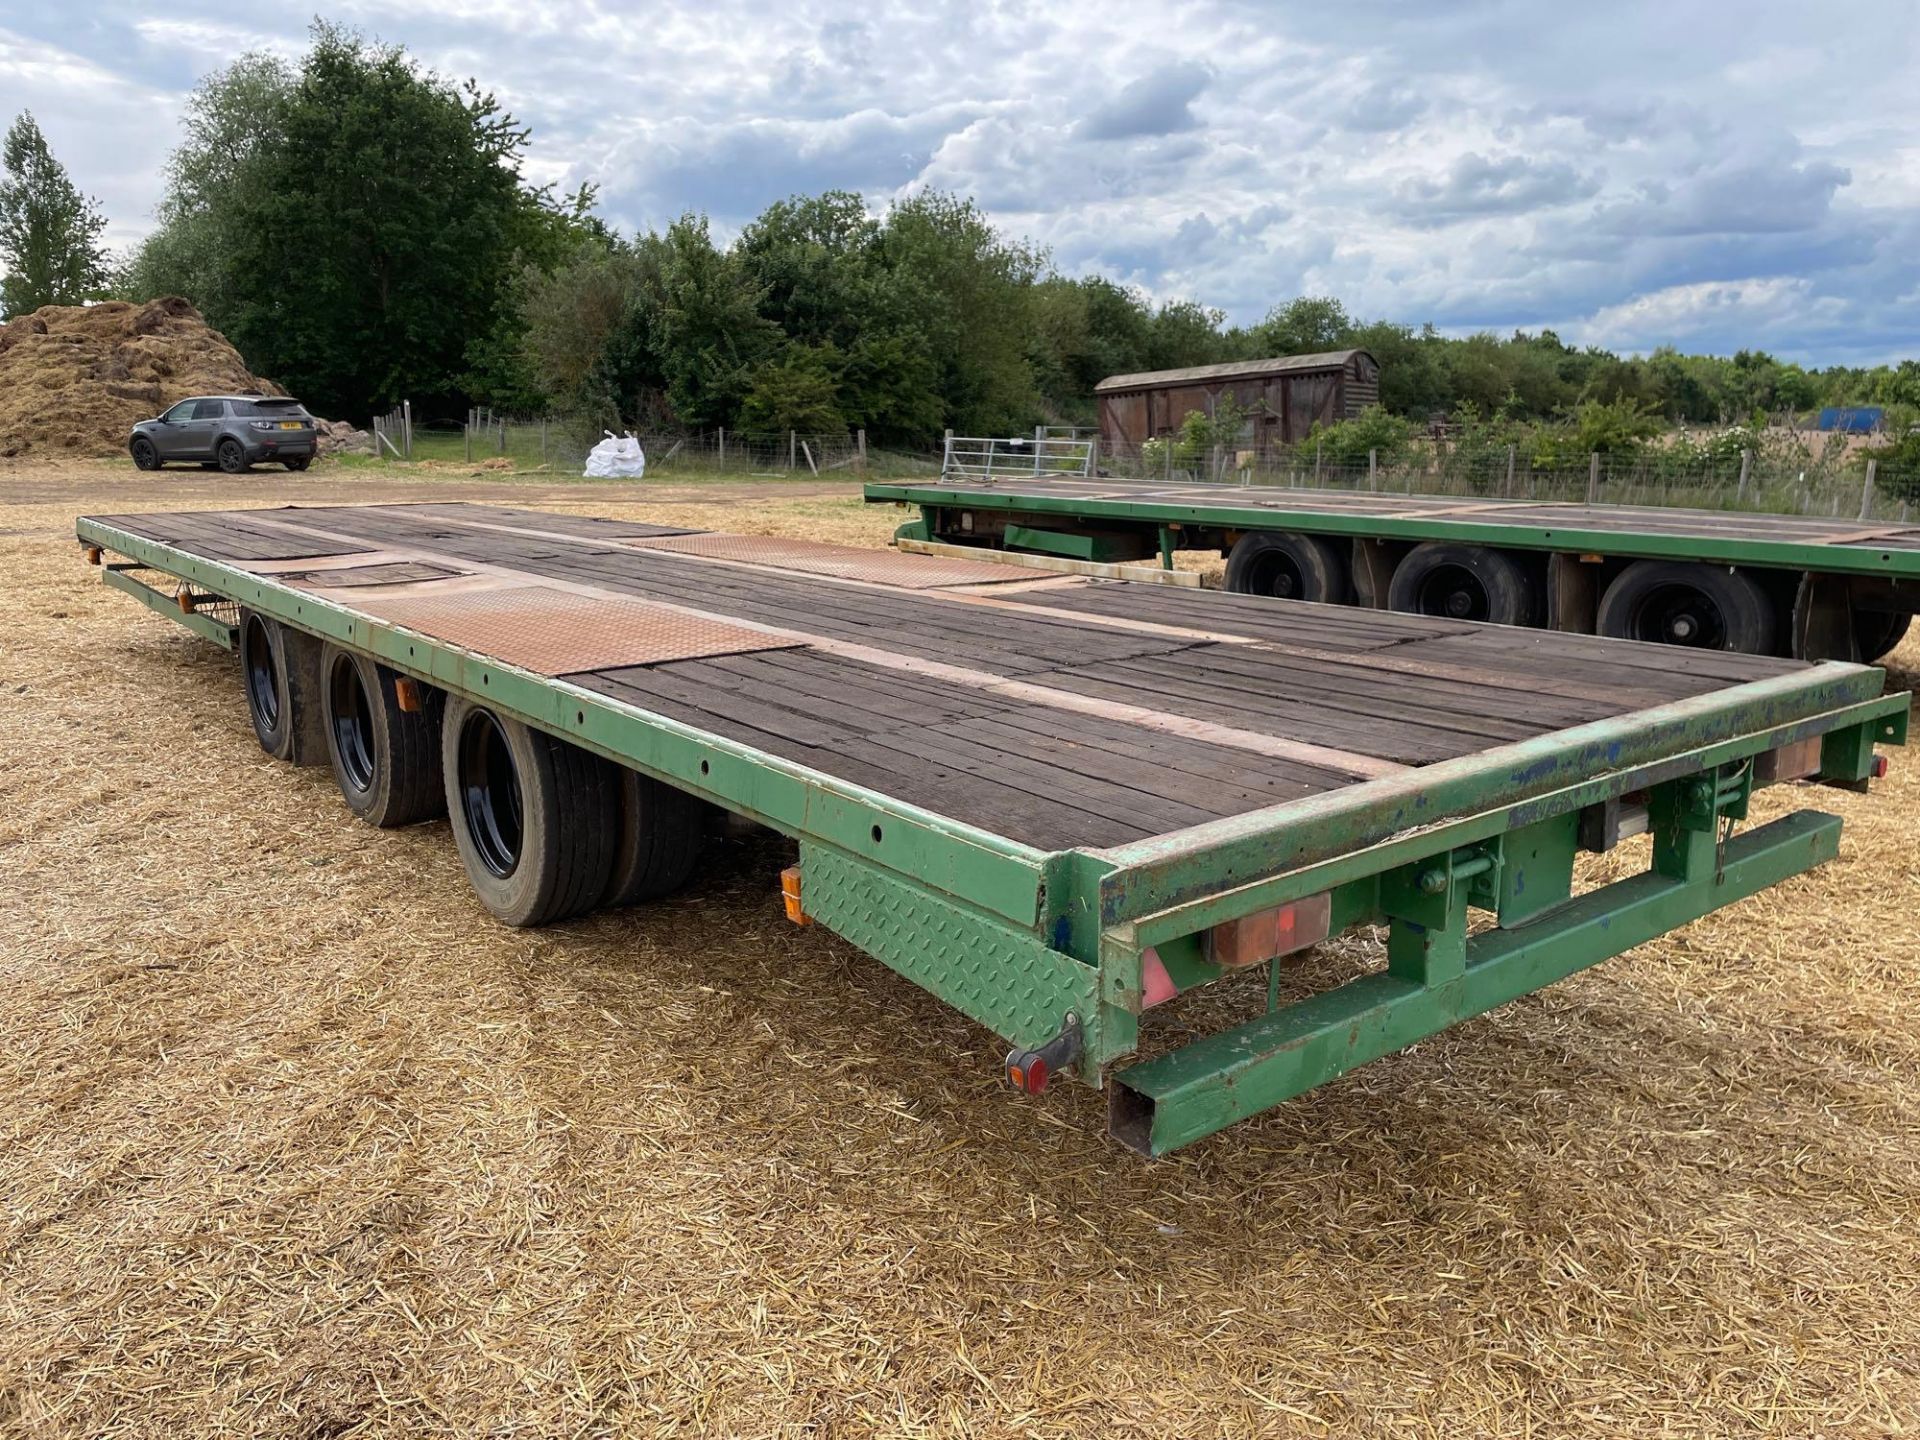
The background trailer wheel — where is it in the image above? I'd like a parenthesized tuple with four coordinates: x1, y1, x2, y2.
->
(1855, 610, 1912, 664)
(320, 645, 445, 827)
(1598, 561, 1777, 654)
(1387, 542, 1539, 625)
(1224, 531, 1351, 603)
(238, 609, 325, 764)
(603, 768, 720, 908)
(441, 697, 617, 927)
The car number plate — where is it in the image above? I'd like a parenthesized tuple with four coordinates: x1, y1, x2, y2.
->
(278, 420, 303, 429)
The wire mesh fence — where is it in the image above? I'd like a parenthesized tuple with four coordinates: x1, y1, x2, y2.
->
(398, 415, 881, 479)
(1099, 440, 1920, 522)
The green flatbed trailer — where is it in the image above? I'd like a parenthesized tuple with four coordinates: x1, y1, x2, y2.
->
(866, 476, 1920, 663)
(78, 502, 1908, 1157)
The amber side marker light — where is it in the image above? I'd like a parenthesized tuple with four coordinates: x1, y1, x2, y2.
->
(780, 865, 809, 926)
(393, 677, 425, 713)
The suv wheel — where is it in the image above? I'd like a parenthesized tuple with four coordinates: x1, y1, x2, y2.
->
(130, 437, 161, 471)
(284, 456, 311, 472)
(217, 438, 250, 474)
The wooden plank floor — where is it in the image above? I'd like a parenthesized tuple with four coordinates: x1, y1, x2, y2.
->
(87, 503, 1814, 853)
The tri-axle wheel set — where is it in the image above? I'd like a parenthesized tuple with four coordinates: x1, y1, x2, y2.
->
(238, 609, 714, 926)
(1222, 533, 1909, 661)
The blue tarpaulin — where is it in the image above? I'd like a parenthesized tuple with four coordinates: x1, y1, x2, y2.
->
(1818, 406, 1884, 433)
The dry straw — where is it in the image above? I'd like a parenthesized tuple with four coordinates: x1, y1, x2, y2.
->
(2, 462, 1917, 1437)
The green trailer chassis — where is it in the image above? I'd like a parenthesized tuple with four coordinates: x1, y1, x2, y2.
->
(79, 516, 1909, 1156)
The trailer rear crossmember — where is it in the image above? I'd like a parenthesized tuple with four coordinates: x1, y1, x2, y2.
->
(78, 503, 1908, 1156)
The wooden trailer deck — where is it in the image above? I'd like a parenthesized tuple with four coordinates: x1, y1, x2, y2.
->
(81, 501, 1816, 852)
(77, 502, 1908, 1154)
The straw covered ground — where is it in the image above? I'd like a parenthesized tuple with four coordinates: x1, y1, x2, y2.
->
(3, 462, 1918, 1438)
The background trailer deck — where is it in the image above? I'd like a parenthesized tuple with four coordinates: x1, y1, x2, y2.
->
(78, 503, 1908, 1155)
(868, 475, 1920, 663)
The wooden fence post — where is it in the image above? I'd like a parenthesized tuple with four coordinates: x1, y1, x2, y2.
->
(402, 400, 413, 459)
(789, 430, 796, 472)
(1504, 444, 1515, 496)
(1367, 448, 1377, 489)
(1736, 449, 1752, 502)
(1861, 459, 1878, 520)
(856, 428, 867, 469)
(718, 427, 726, 467)
(1587, 451, 1600, 503)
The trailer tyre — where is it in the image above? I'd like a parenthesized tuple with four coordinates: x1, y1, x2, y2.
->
(1598, 561, 1776, 654)
(239, 610, 307, 760)
(320, 645, 445, 827)
(442, 697, 617, 927)
(1388, 542, 1539, 625)
(1855, 609, 1911, 663)
(602, 768, 719, 907)
(1225, 531, 1351, 603)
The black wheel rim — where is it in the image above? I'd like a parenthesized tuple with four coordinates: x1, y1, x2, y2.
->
(1626, 583, 1727, 648)
(458, 709, 523, 878)
(328, 655, 377, 794)
(1243, 549, 1305, 598)
(243, 618, 280, 731)
(221, 444, 242, 472)
(1412, 564, 1490, 620)
(133, 440, 154, 468)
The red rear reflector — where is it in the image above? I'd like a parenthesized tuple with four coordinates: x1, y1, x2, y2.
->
(1206, 891, 1333, 968)
(1872, 754, 1890, 780)
(780, 865, 809, 926)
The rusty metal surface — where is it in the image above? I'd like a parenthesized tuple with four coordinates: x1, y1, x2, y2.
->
(627, 532, 1032, 588)
(348, 583, 797, 675)
(279, 561, 466, 588)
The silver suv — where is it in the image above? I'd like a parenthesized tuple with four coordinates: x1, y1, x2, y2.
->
(129, 395, 318, 473)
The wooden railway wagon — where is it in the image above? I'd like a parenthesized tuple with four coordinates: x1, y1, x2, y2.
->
(1095, 351, 1381, 462)
(78, 503, 1907, 1156)
(871, 475, 1920, 664)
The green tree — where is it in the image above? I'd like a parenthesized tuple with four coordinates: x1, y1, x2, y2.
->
(738, 345, 848, 432)
(118, 57, 292, 318)
(0, 111, 109, 316)
(124, 22, 578, 420)
(656, 214, 781, 428)
(1250, 296, 1354, 356)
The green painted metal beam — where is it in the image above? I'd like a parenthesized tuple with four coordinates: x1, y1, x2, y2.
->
(866, 480, 1920, 581)
(101, 563, 236, 649)
(1002, 523, 1151, 562)
(1109, 808, 1842, 1156)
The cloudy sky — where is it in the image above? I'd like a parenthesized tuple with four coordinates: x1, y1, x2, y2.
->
(3, 1, 1917, 364)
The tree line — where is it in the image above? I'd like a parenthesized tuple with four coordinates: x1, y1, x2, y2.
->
(3, 20, 1918, 450)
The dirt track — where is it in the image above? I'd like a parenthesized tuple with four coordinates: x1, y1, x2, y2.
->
(4, 461, 1919, 1437)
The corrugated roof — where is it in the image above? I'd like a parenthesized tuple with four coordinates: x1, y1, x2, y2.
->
(1094, 350, 1373, 393)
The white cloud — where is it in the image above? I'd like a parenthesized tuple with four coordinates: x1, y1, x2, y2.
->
(2, 0, 1917, 362)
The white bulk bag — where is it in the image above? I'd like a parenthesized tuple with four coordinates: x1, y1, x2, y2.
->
(584, 431, 646, 479)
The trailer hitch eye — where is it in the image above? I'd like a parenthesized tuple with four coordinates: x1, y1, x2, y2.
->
(1005, 1015, 1083, 1096)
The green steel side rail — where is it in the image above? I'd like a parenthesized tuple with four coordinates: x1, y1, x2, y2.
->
(78, 516, 1910, 1156)
(865, 480, 1920, 580)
